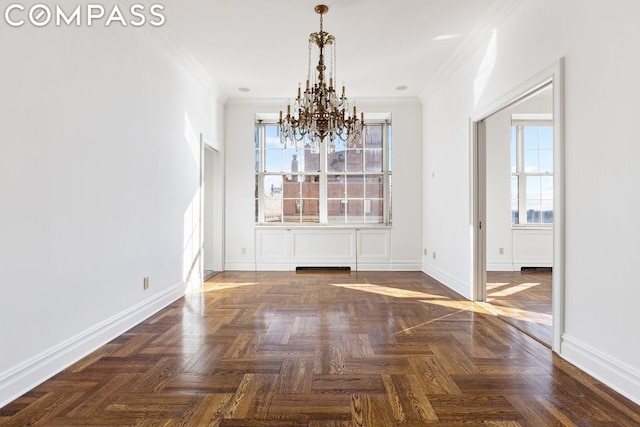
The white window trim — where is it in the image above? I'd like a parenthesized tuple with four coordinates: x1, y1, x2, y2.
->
(511, 118, 553, 227)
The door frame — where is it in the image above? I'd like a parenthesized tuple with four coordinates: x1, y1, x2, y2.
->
(470, 58, 565, 353)
(200, 133, 225, 283)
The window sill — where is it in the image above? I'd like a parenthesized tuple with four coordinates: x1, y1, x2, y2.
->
(511, 224, 553, 230)
(255, 223, 392, 229)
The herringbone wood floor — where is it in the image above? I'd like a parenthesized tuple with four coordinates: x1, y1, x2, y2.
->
(486, 270, 552, 348)
(1, 271, 638, 426)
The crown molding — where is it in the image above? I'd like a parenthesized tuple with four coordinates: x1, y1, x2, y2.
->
(117, 0, 227, 104)
(146, 27, 227, 104)
(419, 0, 522, 102)
(225, 96, 422, 108)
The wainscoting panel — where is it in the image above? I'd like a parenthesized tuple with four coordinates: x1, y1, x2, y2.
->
(256, 227, 395, 270)
(291, 229, 356, 268)
(512, 227, 553, 269)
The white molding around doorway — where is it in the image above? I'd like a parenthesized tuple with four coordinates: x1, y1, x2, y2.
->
(470, 58, 565, 354)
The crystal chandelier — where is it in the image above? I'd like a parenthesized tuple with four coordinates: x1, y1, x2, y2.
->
(279, 4, 363, 150)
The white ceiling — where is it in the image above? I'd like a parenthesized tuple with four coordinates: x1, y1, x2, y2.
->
(156, 0, 505, 100)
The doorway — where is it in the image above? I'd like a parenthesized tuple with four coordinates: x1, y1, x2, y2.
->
(472, 60, 565, 353)
(202, 137, 224, 281)
(486, 84, 553, 347)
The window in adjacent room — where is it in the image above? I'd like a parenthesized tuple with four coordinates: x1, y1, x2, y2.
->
(255, 115, 392, 225)
(511, 117, 553, 225)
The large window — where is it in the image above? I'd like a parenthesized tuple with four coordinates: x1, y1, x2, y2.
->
(511, 120, 553, 225)
(255, 118, 392, 225)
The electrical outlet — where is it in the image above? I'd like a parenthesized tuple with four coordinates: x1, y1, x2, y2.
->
(143, 277, 149, 290)
(432, 252, 436, 260)
(499, 247, 504, 255)
(241, 248, 247, 255)
(424, 248, 428, 256)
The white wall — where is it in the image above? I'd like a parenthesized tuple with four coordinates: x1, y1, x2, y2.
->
(224, 99, 423, 271)
(0, 23, 222, 406)
(422, 0, 640, 404)
(485, 92, 553, 271)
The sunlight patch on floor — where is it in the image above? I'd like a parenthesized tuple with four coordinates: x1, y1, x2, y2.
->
(329, 283, 448, 299)
(205, 282, 258, 291)
(478, 301, 552, 326)
(487, 282, 542, 297)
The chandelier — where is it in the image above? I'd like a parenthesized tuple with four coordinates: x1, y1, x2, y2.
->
(279, 4, 363, 150)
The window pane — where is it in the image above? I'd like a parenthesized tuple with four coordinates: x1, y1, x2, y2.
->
(327, 175, 345, 198)
(365, 148, 383, 172)
(283, 150, 299, 173)
(283, 199, 299, 223)
(524, 127, 539, 150)
(541, 200, 554, 223)
(328, 151, 345, 172)
(388, 173, 393, 223)
(265, 124, 280, 147)
(304, 148, 320, 173)
(332, 138, 346, 153)
(302, 179, 319, 199)
(511, 176, 518, 224)
(365, 176, 383, 198)
(539, 126, 553, 149)
(346, 175, 364, 198)
(388, 124, 393, 172)
(301, 199, 319, 223)
(541, 176, 553, 199)
(265, 149, 283, 172)
(526, 200, 542, 223)
(264, 175, 283, 197)
(263, 175, 283, 223)
(365, 199, 383, 223)
(524, 149, 539, 173)
(283, 179, 301, 198)
(346, 200, 364, 223)
(526, 176, 541, 199)
(327, 199, 346, 223)
(511, 128, 517, 173)
(255, 199, 259, 222)
(539, 149, 553, 173)
(365, 124, 383, 147)
(346, 149, 364, 172)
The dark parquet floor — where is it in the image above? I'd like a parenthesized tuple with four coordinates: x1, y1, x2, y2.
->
(1, 271, 638, 426)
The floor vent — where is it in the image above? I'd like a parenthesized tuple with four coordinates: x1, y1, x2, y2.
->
(296, 266, 351, 274)
(520, 266, 552, 272)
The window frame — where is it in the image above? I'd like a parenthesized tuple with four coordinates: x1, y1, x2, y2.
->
(255, 117, 392, 226)
(511, 118, 554, 227)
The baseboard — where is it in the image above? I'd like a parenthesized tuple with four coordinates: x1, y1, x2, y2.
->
(0, 281, 186, 409)
(561, 334, 640, 406)
(422, 263, 471, 299)
(252, 261, 422, 272)
(513, 260, 552, 270)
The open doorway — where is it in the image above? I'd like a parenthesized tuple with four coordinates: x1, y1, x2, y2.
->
(485, 84, 553, 347)
(472, 60, 565, 353)
(202, 137, 224, 281)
